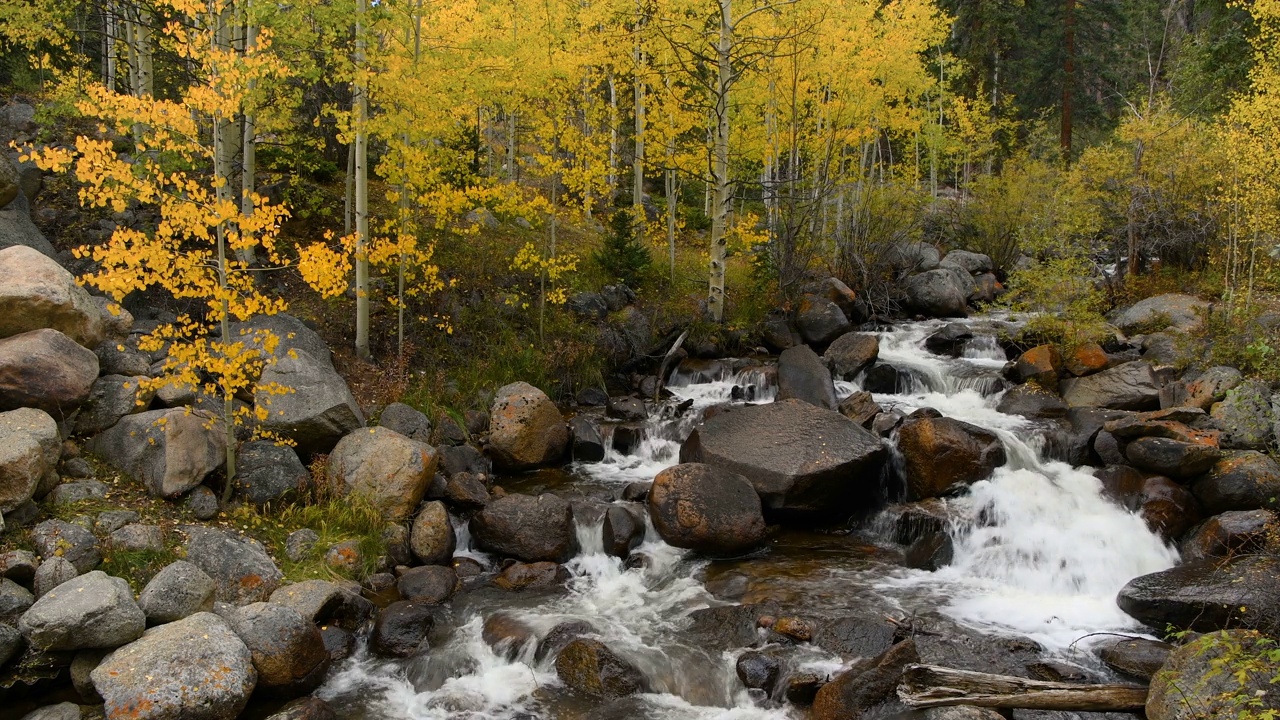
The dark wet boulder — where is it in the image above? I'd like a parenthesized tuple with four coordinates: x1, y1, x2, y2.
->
(444, 472, 490, 510)
(824, 332, 879, 380)
(602, 505, 644, 559)
(811, 639, 919, 720)
(1097, 638, 1171, 681)
(736, 651, 781, 693)
(1146, 630, 1279, 720)
(370, 601, 440, 657)
(471, 493, 578, 562)
(396, 565, 458, 604)
(481, 613, 535, 659)
(1191, 451, 1280, 513)
(1117, 555, 1280, 633)
(905, 531, 955, 570)
(863, 363, 911, 393)
(234, 441, 309, 506)
(569, 416, 606, 462)
(1180, 509, 1274, 561)
(837, 391, 881, 427)
(0, 329, 99, 418)
(493, 561, 567, 591)
(813, 616, 898, 659)
(607, 396, 647, 422)
(535, 620, 595, 662)
(224, 601, 329, 697)
(487, 382, 568, 471)
(648, 463, 766, 556)
(903, 269, 969, 318)
(1112, 293, 1209, 335)
(438, 444, 490, 477)
(90, 408, 226, 499)
(686, 601, 780, 652)
(925, 323, 973, 357)
(1137, 476, 1203, 540)
(1060, 362, 1160, 411)
(1125, 437, 1221, 480)
(898, 416, 1007, 500)
(794, 294, 851, 347)
(377, 402, 431, 442)
(680, 400, 888, 520)
(777, 345, 837, 410)
(997, 385, 1068, 419)
(327, 426, 438, 521)
(410, 501, 456, 565)
(555, 638, 648, 699)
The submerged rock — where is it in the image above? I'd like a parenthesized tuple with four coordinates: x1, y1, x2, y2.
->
(555, 638, 649, 699)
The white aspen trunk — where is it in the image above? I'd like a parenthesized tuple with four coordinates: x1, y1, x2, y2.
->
(238, 4, 258, 266)
(213, 7, 236, 263)
(210, 17, 237, 501)
(354, 0, 371, 361)
(666, 166, 677, 282)
(707, 0, 732, 323)
(608, 72, 618, 197)
(507, 109, 518, 180)
(633, 3, 645, 209)
(344, 143, 354, 235)
(104, 3, 117, 92)
(137, 8, 154, 98)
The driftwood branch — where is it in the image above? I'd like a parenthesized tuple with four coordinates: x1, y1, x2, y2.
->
(653, 329, 689, 401)
(898, 664, 1149, 711)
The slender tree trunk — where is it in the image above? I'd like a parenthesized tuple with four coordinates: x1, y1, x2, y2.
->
(1062, 0, 1076, 162)
(707, 0, 733, 323)
(104, 3, 117, 92)
(354, 0, 371, 361)
(507, 109, 518, 180)
(633, 3, 646, 209)
(344, 143, 354, 236)
(1125, 139, 1144, 279)
(666, 166, 677, 282)
(608, 72, 619, 197)
(238, 2, 258, 267)
(211, 27, 237, 503)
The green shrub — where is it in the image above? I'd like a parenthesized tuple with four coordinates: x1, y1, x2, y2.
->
(594, 208, 652, 286)
(1004, 255, 1112, 349)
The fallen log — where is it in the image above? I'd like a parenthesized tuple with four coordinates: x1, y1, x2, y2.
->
(898, 664, 1149, 711)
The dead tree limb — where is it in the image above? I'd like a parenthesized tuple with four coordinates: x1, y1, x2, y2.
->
(898, 664, 1149, 711)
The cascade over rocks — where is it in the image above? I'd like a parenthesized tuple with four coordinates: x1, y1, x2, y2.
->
(793, 294, 851, 346)
(327, 427, 438, 521)
(1146, 630, 1280, 720)
(1059, 361, 1160, 410)
(897, 416, 1007, 499)
(90, 612, 257, 720)
(647, 463, 766, 556)
(824, 332, 879, 380)
(1117, 555, 1280, 633)
(924, 323, 972, 357)
(776, 345, 838, 410)
(0, 328, 99, 417)
(487, 381, 568, 470)
(0, 407, 58, 513)
(0, 245, 104, 348)
(602, 505, 644, 558)
(680, 399, 888, 519)
(90, 408, 226, 498)
(471, 492, 577, 562)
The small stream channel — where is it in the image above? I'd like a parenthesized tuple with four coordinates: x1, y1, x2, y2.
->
(316, 316, 1179, 719)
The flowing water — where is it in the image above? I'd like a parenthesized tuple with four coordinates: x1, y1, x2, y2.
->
(317, 316, 1179, 719)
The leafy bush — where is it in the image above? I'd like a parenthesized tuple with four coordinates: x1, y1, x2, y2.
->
(1004, 255, 1113, 349)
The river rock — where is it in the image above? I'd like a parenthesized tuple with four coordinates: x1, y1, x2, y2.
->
(471, 493, 577, 562)
(91, 611, 256, 720)
(1161, 366, 1243, 411)
(268, 580, 371, 630)
(0, 245, 104, 348)
(378, 402, 431, 442)
(185, 484, 219, 519)
(370, 600, 438, 657)
(0, 185, 56, 257)
(803, 277, 865, 322)
(0, 329, 99, 417)
(327, 427, 437, 521)
(32, 556, 78, 598)
(1011, 345, 1061, 387)
(941, 249, 994, 275)
(0, 577, 33, 615)
(31, 519, 100, 574)
(439, 444, 491, 477)
(569, 416, 606, 462)
(1125, 437, 1221, 480)
(602, 505, 644, 559)
(736, 650, 781, 693)
(481, 613, 535, 659)
(813, 615, 898, 659)
(493, 561, 566, 591)
(811, 639, 919, 720)
(794, 294, 851, 347)
(1180, 509, 1274, 561)
(647, 463, 766, 556)
(109, 523, 164, 552)
(680, 399, 888, 519)
(487, 382, 568, 470)
(1117, 555, 1280, 633)
(1138, 476, 1203, 540)
(264, 697, 338, 720)
(397, 565, 458, 603)
(0, 549, 38, 583)
(1192, 451, 1280, 513)
(137, 560, 216, 625)
(997, 385, 1068, 419)
(18, 703, 82, 720)
(532, 620, 595, 663)
(1146, 630, 1279, 720)
(1097, 638, 1171, 681)
(410, 501, 455, 565)
(777, 345, 837, 410)
(1064, 343, 1110, 377)
(74, 374, 154, 436)
(837, 391, 882, 427)
(925, 323, 973, 357)
(1209, 380, 1274, 450)
(444, 472, 489, 509)
(903, 269, 969, 318)
(898, 416, 1007, 499)
(183, 526, 283, 605)
(555, 638, 648, 699)
(1060, 361, 1160, 411)
(234, 441, 310, 506)
(686, 602, 781, 651)
(224, 601, 329, 696)
(256, 350, 364, 457)
(1112, 294, 1210, 334)
(90, 408, 226, 498)
(18, 571, 144, 651)
(0, 407, 58, 513)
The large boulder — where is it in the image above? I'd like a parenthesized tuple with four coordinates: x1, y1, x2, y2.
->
(471, 493, 577, 562)
(823, 332, 880, 381)
(996, 385, 1068, 419)
(1146, 630, 1279, 720)
(18, 570, 145, 651)
(223, 602, 329, 696)
(1137, 475, 1203, 540)
(91, 612, 257, 720)
(369, 600, 439, 657)
(0, 189, 57, 258)
(89, 408, 226, 498)
(377, 402, 431, 443)
(1161, 366, 1243, 411)
(137, 560, 216, 625)
(648, 463, 766, 556)
(409, 500, 456, 565)
(1125, 437, 1221, 480)
(0, 407, 58, 513)
(234, 441, 310, 506)
(31, 519, 100, 573)
(0, 246, 103, 348)
(1192, 451, 1280, 513)
(1180, 509, 1274, 561)
(555, 638, 648, 699)
(1117, 555, 1280, 633)
(1010, 345, 1061, 387)
(776, 345, 838, 410)
(268, 580, 373, 629)
(940, 250, 994, 275)
(903, 269, 969, 318)
(1112, 293, 1210, 334)
(897, 416, 1007, 499)
(326, 427, 438, 521)
(1097, 638, 1171, 681)
(486, 382, 568, 470)
(680, 399, 888, 519)
(886, 242, 941, 277)
(183, 526, 283, 605)
(0, 329, 99, 417)
(255, 349, 364, 457)
(74, 375, 155, 436)
(1209, 380, 1274, 450)
(1060, 361, 1160, 410)
(793, 294, 851, 347)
